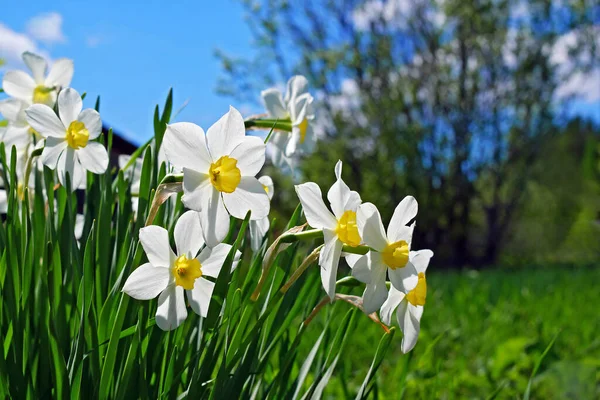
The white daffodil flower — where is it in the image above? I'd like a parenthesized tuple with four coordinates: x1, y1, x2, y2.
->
(162, 106, 270, 247)
(0, 98, 37, 149)
(123, 211, 241, 331)
(2, 51, 73, 107)
(249, 176, 274, 251)
(295, 160, 362, 299)
(380, 249, 433, 353)
(261, 75, 316, 159)
(0, 126, 39, 211)
(24, 88, 108, 191)
(348, 197, 426, 314)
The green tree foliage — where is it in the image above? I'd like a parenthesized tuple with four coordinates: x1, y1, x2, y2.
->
(217, 0, 599, 266)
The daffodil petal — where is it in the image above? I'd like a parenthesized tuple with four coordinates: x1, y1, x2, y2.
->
(163, 122, 212, 172)
(261, 88, 288, 119)
(197, 243, 238, 277)
(284, 75, 309, 104)
(199, 187, 230, 247)
(187, 277, 215, 318)
(206, 106, 245, 160)
(249, 217, 270, 252)
(25, 104, 66, 138)
(174, 210, 204, 258)
(294, 182, 337, 230)
(388, 260, 419, 293)
(398, 301, 422, 353)
(181, 168, 211, 212)
(347, 253, 371, 284)
(258, 175, 274, 200)
(356, 202, 388, 251)
(77, 142, 108, 174)
(380, 285, 405, 325)
(362, 274, 388, 315)
(289, 92, 312, 125)
(57, 147, 85, 190)
(139, 225, 174, 268)
(222, 176, 270, 220)
(409, 250, 434, 274)
(327, 160, 361, 218)
(228, 136, 266, 177)
(0, 98, 24, 122)
(57, 88, 82, 126)
(3, 70, 36, 101)
(156, 285, 187, 331)
(77, 109, 102, 140)
(23, 52, 47, 83)
(319, 229, 343, 299)
(122, 263, 170, 300)
(40, 137, 67, 169)
(387, 196, 418, 242)
(45, 58, 74, 88)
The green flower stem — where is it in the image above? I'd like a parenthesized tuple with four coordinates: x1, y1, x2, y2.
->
(278, 228, 371, 254)
(244, 119, 292, 132)
(278, 228, 323, 243)
(341, 245, 370, 255)
(23, 147, 43, 195)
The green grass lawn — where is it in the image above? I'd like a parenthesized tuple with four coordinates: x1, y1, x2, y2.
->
(308, 265, 600, 399)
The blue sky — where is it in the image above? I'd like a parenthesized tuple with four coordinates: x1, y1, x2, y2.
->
(1, 1, 599, 147)
(1, 1, 258, 145)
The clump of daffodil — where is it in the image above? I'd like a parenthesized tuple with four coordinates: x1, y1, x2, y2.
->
(295, 160, 362, 299)
(261, 75, 316, 163)
(162, 106, 270, 247)
(2, 51, 73, 108)
(380, 249, 433, 353)
(346, 197, 432, 314)
(122, 211, 241, 330)
(24, 88, 108, 190)
(249, 176, 274, 251)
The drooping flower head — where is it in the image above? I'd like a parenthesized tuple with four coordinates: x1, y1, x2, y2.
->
(3, 52, 73, 107)
(162, 106, 270, 247)
(122, 211, 241, 330)
(25, 88, 108, 190)
(347, 197, 432, 313)
(380, 249, 433, 353)
(261, 75, 316, 160)
(295, 160, 362, 298)
(249, 175, 274, 251)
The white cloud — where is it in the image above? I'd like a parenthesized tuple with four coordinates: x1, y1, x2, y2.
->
(85, 35, 103, 48)
(0, 23, 45, 68)
(26, 12, 66, 44)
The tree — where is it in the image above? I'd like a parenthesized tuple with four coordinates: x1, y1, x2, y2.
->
(217, 0, 599, 266)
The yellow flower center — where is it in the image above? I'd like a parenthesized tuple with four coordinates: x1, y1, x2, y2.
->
(262, 184, 269, 194)
(335, 210, 361, 247)
(33, 85, 53, 106)
(209, 156, 241, 193)
(406, 272, 427, 306)
(66, 121, 89, 150)
(172, 254, 203, 290)
(382, 240, 409, 269)
(298, 118, 309, 144)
